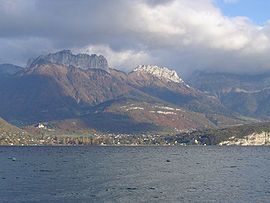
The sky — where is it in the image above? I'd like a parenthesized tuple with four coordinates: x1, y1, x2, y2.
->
(215, 0, 270, 24)
(0, 0, 270, 76)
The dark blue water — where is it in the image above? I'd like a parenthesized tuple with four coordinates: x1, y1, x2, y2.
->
(0, 146, 269, 202)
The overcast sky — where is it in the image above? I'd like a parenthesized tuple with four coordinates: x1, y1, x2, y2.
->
(1, 0, 270, 75)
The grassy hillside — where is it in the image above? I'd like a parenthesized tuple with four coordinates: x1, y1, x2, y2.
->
(0, 117, 36, 145)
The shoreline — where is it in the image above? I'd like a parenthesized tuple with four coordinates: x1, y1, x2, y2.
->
(0, 144, 269, 147)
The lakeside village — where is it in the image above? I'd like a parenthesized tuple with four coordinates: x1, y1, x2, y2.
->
(0, 131, 202, 146)
(2, 122, 270, 146)
(0, 124, 202, 146)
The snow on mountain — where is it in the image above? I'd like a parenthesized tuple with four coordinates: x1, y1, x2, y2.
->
(133, 65, 183, 83)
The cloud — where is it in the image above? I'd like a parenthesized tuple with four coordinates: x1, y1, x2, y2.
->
(223, 0, 239, 4)
(0, 0, 270, 75)
(76, 45, 153, 71)
(0, 37, 54, 65)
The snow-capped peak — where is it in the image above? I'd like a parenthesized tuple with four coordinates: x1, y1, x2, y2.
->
(133, 65, 183, 83)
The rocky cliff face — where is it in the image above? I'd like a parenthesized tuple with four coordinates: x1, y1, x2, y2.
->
(219, 132, 270, 146)
(27, 50, 109, 71)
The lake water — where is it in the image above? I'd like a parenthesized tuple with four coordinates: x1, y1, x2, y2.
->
(0, 146, 270, 202)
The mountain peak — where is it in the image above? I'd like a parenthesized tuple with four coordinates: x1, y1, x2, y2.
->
(27, 50, 109, 71)
(133, 65, 183, 83)
(57, 49, 73, 55)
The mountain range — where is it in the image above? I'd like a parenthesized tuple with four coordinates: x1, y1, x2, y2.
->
(0, 50, 266, 134)
(189, 71, 270, 119)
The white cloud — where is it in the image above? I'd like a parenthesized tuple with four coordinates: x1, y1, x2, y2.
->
(223, 0, 239, 4)
(76, 45, 153, 71)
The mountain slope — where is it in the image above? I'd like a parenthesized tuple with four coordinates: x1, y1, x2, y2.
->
(0, 63, 133, 123)
(0, 117, 24, 133)
(128, 65, 229, 115)
(0, 117, 30, 145)
(82, 97, 215, 133)
(25, 63, 130, 105)
(0, 72, 78, 122)
(189, 71, 270, 118)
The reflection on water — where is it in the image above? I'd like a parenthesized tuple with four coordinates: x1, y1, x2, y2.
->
(0, 146, 270, 202)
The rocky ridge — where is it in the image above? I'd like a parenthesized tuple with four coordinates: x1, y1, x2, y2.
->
(133, 65, 183, 83)
(27, 50, 109, 71)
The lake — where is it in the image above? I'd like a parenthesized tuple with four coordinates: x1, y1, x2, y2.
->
(0, 146, 269, 202)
